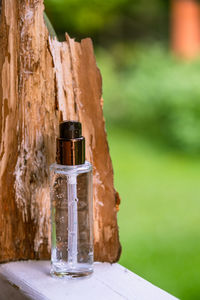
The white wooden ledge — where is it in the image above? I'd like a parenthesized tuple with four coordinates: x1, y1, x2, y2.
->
(0, 261, 178, 300)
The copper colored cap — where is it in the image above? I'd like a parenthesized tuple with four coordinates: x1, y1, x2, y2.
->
(56, 121, 85, 165)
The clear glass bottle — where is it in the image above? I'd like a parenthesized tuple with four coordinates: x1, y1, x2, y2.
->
(50, 121, 93, 278)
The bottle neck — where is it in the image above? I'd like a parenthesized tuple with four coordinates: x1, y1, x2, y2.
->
(56, 137, 85, 166)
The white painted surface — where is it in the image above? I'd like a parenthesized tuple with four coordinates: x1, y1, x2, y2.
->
(0, 261, 178, 300)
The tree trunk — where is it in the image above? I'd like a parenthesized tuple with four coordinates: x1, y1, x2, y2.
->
(171, 0, 200, 59)
(0, 0, 121, 263)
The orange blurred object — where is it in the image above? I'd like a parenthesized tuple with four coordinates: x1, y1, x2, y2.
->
(171, 0, 200, 59)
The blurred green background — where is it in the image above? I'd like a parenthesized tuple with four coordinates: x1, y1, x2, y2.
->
(45, 1, 200, 299)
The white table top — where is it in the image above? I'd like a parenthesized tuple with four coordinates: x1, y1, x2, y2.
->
(0, 261, 178, 300)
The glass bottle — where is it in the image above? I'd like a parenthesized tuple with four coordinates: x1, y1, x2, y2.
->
(50, 121, 93, 278)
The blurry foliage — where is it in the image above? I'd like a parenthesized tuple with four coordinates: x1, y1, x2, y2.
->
(44, 0, 169, 43)
(44, 0, 200, 154)
(43, 2, 200, 298)
(97, 44, 200, 153)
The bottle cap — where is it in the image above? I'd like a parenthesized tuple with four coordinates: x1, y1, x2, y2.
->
(59, 121, 82, 139)
(56, 121, 85, 165)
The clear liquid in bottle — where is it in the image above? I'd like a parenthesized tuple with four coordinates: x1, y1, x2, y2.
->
(50, 121, 93, 278)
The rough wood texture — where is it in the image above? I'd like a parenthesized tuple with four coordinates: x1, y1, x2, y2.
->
(0, 0, 121, 262)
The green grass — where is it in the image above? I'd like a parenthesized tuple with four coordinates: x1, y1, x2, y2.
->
(107, 126, 200, 300)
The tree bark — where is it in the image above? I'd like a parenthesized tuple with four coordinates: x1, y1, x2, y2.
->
(0, 0, 121, 263)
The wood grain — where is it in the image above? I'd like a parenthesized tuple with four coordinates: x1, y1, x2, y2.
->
(0, 0, 121, 262)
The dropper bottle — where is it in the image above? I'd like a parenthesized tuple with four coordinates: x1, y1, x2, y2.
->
(50, 121, 93, 278)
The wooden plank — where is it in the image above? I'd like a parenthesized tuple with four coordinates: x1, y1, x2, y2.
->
(0, 274, 29, 300)
(0, 261, 178, 300)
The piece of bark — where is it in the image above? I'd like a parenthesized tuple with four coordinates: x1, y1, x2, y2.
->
(0, 0, 121, 262)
